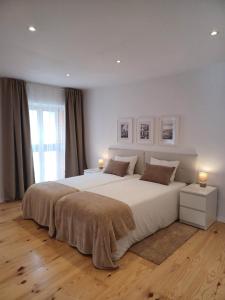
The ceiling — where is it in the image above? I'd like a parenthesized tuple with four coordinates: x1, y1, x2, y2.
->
(0, 0, 225, 88)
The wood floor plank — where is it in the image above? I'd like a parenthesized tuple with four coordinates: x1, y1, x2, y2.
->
(0, 201, 225, 300)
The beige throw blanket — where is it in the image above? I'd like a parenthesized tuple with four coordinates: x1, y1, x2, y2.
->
(55, 191, 136, 269)
(22, 182, 77, 236)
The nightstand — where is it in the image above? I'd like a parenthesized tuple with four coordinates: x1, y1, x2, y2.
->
(180, 184, 217, 230)
(84, 168, 102, 175)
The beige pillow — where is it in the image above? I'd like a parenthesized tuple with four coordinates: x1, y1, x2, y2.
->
(150, 157, 180, 182)
(140, 163, 175, 185)
(114, 155, 138, 175)
(104, 159, 129, 177)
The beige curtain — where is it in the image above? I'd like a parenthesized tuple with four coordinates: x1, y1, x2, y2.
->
(65, 88, 87, 177)
(0, 78, 35, 201)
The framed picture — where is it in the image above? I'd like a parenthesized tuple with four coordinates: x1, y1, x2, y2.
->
(136, 117, 154, 144)
(117, 118, 133, 144)
(159, 115, 179, 146)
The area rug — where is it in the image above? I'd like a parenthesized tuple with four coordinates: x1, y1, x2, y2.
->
(130, 222, 198, 265)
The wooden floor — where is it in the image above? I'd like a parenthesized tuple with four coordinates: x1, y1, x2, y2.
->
(1, 202, 225, 300)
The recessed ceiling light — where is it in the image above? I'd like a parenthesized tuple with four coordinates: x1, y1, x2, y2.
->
(210, 30, 218, 37)
(116, 60, 121, 64)
(66, 73, 70, 77)
(28, 26, 36, 32)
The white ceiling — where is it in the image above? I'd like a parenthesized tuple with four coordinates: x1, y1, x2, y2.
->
(0, 0, 225, 88)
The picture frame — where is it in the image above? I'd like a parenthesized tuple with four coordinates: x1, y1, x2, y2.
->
(117, 118, 133, 144)
(158, 115, 179, 146)
(136, 117, 154, 144)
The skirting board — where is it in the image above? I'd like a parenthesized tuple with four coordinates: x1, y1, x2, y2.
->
(217, 216, 225, 224)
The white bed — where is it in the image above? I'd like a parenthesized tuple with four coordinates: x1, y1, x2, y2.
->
(23, 147, 197, 269)
(22, 172, 139, 238)
(87, 177, 186, 260)
(58, 148, 197, 262)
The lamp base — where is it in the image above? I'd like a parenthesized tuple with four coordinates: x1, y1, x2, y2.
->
(199, 183, 207, 188)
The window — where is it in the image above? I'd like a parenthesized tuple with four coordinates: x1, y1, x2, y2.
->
(29, 103, 65, 183)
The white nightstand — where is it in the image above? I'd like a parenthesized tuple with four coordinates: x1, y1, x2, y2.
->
(84, 168, 102, 175)
(180, 184, 217, 230)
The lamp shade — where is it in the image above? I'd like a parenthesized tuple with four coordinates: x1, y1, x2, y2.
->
(98, 158, 104, 169)
(198, 171, 208, 187)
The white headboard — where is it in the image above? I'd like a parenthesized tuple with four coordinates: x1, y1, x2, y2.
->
(108, 147, 198, 184)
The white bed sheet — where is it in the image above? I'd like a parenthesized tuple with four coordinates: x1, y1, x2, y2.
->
(87, 179, 186, 260)
(57, 172, 139, 191)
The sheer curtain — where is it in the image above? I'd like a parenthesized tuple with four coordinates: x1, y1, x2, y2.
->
(27, 82, 65, 183)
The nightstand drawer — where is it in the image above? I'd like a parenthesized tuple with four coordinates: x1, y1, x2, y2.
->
(180, 206, 206, 227)
(180, 192, 206, 211)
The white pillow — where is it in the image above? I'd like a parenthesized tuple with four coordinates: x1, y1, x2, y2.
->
(150, 157, 180, 182)
(114, 155, 138, 175)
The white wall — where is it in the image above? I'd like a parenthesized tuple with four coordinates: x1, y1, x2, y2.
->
(84, 62, 225, 221)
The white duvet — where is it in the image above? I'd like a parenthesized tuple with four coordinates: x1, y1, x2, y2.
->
(57, 172, 139, 190)
(87, 178, 186, 260)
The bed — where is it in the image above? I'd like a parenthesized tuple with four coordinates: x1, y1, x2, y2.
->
(53, 148, 197, 269)
(22, 149, 145, 236)
(87, 178, 186, 260)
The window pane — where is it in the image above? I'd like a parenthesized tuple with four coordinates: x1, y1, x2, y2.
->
(43, 111, 56, 144)
(29, 103, 65, 183)
(29, 110, 39, 145)
(44, 151, 57, 181)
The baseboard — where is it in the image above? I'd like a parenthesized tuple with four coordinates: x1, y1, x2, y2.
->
(217, 216, 225, 223)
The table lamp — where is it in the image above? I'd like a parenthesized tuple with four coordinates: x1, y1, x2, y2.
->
(98, 158, 104, 169)
(198, 171, 208, 188)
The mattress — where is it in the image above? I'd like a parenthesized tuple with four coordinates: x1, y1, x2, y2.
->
(87, 178, 186, 260)
(57, 172, 139, 190)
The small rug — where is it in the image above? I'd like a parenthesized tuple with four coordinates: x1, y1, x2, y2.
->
(130, 222, 198, 265)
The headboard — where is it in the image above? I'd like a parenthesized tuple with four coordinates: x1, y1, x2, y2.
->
(108, 147, 198, 184)
(145, 151, 198, 184)
(108, 147, 145, 175)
